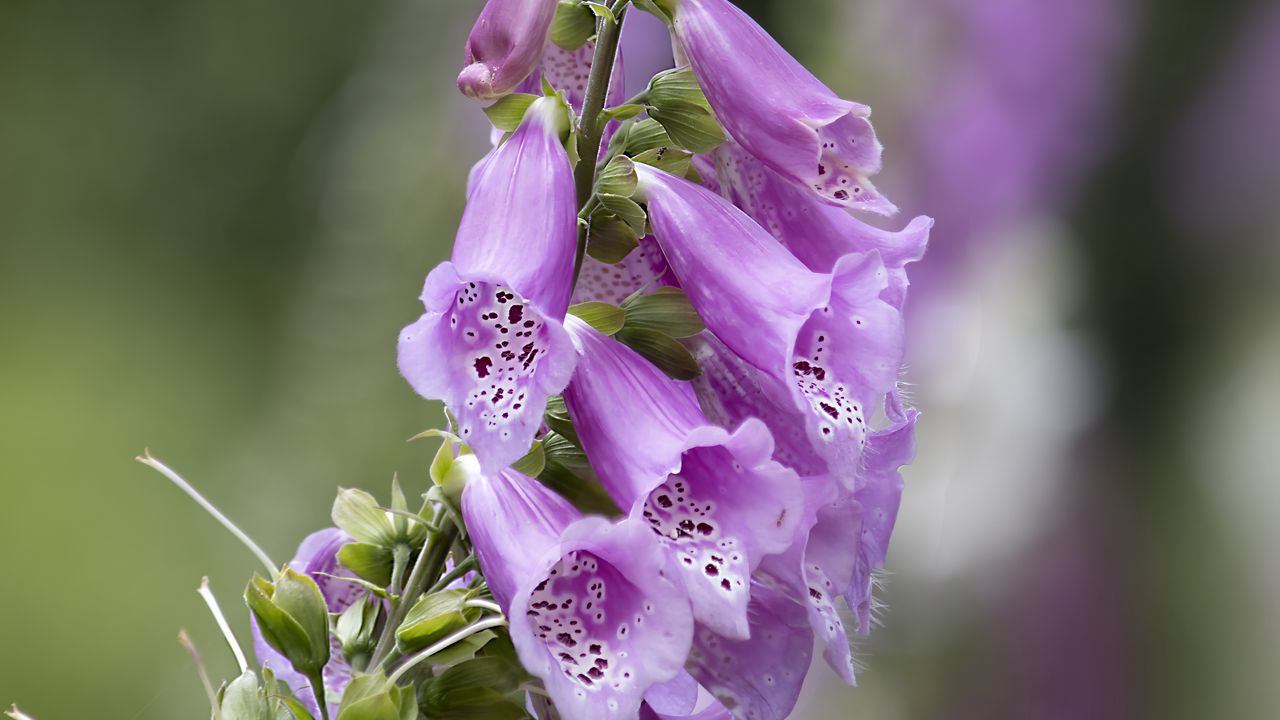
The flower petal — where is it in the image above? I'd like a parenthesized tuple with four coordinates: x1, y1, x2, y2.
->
(458, 0, 558, 99)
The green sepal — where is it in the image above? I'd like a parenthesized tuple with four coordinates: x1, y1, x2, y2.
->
(543, 396, 580, 446)
(332, 488, 397, 547)
(623, 118, 675, 155)
(245, 571, 331, 677)
(614, 327, 701, 380)
(647, 101, 726, 154)
(585, 212, 641, 264)
(568, 302, 626, 336)
(510, 440, 547, 477)
(631, 146, 694, 178)
(550, 1, 596, 50)
(482, 94, 539, 132)
(420, 667, 528, 720)
(596, 155, 638, 198)
(584, 1, 615, 23)
(646, 68, 707, 108)
(621, 287, 705, 338)
(538, 432, 621, 516)
(428, 433, 474, 505)
(597, 193, 647, 235)
(337, 542, 395, 587)
(335, 673, 417, 720)
(603, 103, 647, 121)
(395, 589, 483, 653)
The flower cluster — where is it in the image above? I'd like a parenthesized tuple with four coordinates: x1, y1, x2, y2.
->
(397, 0, 929, 717)
(103, 3, 929, 720)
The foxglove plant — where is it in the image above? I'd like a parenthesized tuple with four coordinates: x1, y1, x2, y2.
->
(30, 3, 930, 720)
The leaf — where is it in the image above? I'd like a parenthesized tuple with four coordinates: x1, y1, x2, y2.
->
(538, 433, 621, 516)
(585, 213, 640, 264)
(543, 396, 579, 446)
(550, 1, 596, 50)
(483, 94, 539, 132)
(621, 286, 705, 338)
(567, 302, 626, 336)
(614, 327, 701, 380)
(631, 146, 693, 178)
(510, 440, 547, 477)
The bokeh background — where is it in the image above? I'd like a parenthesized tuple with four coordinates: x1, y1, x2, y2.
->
(2, 0, 1277, 717)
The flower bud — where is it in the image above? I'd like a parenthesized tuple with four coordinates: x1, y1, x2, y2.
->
(334, 596, 380, 667)
(394, 589, 484, 654)
(458, 0, 559, 100)
(244, 569, 331, 678)
(332, 488, 397, 547)
(335, 673, 417, 720)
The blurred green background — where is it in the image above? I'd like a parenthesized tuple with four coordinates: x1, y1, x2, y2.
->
(2, 0, 1277, 718)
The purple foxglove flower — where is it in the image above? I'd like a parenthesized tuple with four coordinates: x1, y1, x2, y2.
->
(571, 235, 673, 305)
(561, 316, 801, 638)
(711, 141, 931, 309)
(398, 97, 578, 474)
(251, 528, 362, 717)
(462, 468, 694, 720)
(685, 581, 813, 719)
(664, 0, 895, 213)
(457, 0, 558, 100)
(636, 162, 904, 489)
(759, 405, 918, 683)
(846, 403, 918, 632)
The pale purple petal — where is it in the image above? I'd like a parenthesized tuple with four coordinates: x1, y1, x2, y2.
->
(572, 235, 672, 305)
(399, 99, 578, 474)
(686, 582, 813, 720)
(458, 0, 558, 99)
(711, 141, 930, 308)
(563, 318, 802, 638)
(670, 0, 894, 212)
(464, 470, 694, 720)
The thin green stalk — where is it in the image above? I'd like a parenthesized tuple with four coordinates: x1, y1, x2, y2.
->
(571, 0, 630, 287)
(307, 672, 330, 720)
(369, 522, 460, 668)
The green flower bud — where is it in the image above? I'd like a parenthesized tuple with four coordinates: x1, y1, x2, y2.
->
(244, 569, 331, 677)
(334, 596, 380, 668)
(332, 488, 397, 547)
(395, 589, 483, 654)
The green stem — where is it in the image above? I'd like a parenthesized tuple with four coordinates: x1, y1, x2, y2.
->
(307, 672, 330, 720)
(426, 555, 476, 594)
(571, 0, 629, 287)
(369, 522, 460, 668)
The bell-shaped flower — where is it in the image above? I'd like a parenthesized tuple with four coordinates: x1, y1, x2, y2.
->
(462, 468, 694, 720)
(561, 316, 801, 638)
(711, 141, 931, 309)
(635, 162, 904, 489)
(759, 404, 919, 683)
(458, 0, 558, 100)
(685, 581, 814, 719)
(663, 0, 895, 213)
(398, 97, 578, 474)
(251, 528, 363, 718)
